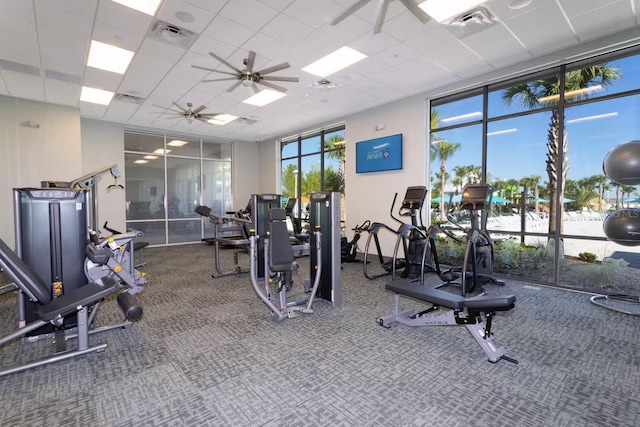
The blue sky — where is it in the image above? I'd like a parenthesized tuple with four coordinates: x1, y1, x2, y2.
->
(433, 54, 640, 185)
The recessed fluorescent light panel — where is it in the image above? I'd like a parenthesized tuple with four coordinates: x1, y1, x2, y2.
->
(87, 40, 135, 74)
(418, 0, 487, 22)
(134, 159, 148, 164)
(110, 0, 162, 16)
(80, 86, 114, 105)
(143, 155, 159, 159)
(302, 46, 367, 78)
(167, 139, 189, 147)
(207, 114, 239, 125)
(243, 89, 286, 107)
(153, 148, 171, 154)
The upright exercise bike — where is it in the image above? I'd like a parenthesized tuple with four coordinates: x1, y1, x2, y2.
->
(439, 183, 505, 296)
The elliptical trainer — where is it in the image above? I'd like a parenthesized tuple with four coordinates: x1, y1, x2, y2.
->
(363, 186, 428, 280)
(440, 183, 504, 296)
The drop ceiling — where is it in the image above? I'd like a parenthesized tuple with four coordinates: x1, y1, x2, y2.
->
(0, 0, 638, 142)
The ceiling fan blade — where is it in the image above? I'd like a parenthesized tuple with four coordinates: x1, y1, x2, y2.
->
(172, 102, 187, 113)
(226, 80, 243, 92)
(251, 83, 260, 94)
(191, 105, 207, 114)
(151, 104, 170, 110)
(261, 76, 299, 82)
(397, 0, 430, 24)
(209, 51, 243, 74)
(330, 0, 371, 25)
(191, 65, 238, 77)
(245, 50, 256, 71)
(256, 62, 291, 76)
(202, 77, 239, 83)
(258, 80, 287, 93)
(197, 117, 210, 123)
(373, 0, 389, 34)
(166, 116, 183, 120)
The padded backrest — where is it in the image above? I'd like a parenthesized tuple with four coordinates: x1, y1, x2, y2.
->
(194, 205, 212, 217)
(268, 208, 295, 272)
(0, 238, 52, 304)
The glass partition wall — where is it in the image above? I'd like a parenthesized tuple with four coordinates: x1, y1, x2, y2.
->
(124, 131, 232, 245)
(430, 47, 640, 293)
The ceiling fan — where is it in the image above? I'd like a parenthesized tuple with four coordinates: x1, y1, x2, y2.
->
(152, 102, 219, 124)
(192, 50, 299, 93)
(331, 0, 430, 34)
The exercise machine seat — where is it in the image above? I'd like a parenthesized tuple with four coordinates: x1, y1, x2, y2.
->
(38, 280, 119, 322)
(386, 280, 466, 310)
(268, 208, 297, 273)
(465, 294, 516, 312)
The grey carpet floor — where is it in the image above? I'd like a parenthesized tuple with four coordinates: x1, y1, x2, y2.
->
(0, 243, 639, 426)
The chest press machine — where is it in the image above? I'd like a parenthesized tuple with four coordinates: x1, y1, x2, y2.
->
(377, 280, 518, 364)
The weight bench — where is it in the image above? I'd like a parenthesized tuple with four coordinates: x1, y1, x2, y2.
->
(377, 280, 517, 364)
(0, 238, 134, 377)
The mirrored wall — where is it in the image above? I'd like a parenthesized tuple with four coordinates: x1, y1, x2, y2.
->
(124, 131, 232, 245)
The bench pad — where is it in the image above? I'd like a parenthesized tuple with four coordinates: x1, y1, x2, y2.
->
(385, 280, 466, 310)
(464, 294, 516, 312)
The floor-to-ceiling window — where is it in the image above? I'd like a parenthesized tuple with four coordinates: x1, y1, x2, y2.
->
(280, 126, 346, 221)
(124, 130, 232, 245)
(430, 47, 640, 293)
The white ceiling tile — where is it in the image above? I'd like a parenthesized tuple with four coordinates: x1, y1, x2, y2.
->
(96, 0, 154, 36)
(381, 10, 429, 41)
(80, 102, 108, 118)
(570, 1, 636, 41)
(201, 15, 255, 46)
(503, 2, 578, 53)
(83, 67, 125, 92)
(0, 23, 40, 67)
(487, 0, 554, 22)
(156, 0, 216, 34)
(37, 0, 98, 19)
(118, 39, 186, 98)
(260, 14, 314, 45)
(219, 0, 279, 30)
(558, 0, 621, 18)
(183, 0, 230, 14)
(283, 0, 342, 28)
(3, 71, 44, 101)
(92, 21, 145, 52)
(393, 55, 450, 81)
(0, 78, 8, 95)
(349, 31, 400, 56)
(189, 35, 235, 62)
(240, 33, 293, 65)
(460, 24, 531, 67)
(35, 4, 93, 75)
(103, 100, 139, 122)
(373, 42, 422, 67)
(44, 79, 80, 106)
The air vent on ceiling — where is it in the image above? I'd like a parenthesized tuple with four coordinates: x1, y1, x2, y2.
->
(238, 118, 258, 125)
(309, 79, 342, 93)
(443, 6, 498, 38)
(147, 19, 198, 49)
(114, 93, 146, 104)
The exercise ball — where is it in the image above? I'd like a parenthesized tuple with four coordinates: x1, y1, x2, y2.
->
(603, 209, 640, 246)
(603, 140, 640, 185)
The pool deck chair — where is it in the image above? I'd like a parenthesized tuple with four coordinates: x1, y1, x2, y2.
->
(377, 279, 518, 364)
(0, 238, 121, 377)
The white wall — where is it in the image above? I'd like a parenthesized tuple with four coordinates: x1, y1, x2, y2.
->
(80, 118, 126, 232)
(232, 141, 260, 209)
(344, 95, 429, 254)
(0, 95, 82, 247)
(257, 139, 278, 194)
